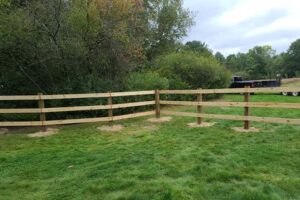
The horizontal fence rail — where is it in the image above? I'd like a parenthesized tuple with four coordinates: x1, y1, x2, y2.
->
(0, 101, 156, 114)
(0, 111, 155, 127)
(0, 91, 157, 128)
(160, 87, 300, 94)
(0, 87, 299, 129)
(159, 87, 300, 128)
(161, 111, 300, 125)
(160, 101, 300, 109)
(0, 91, 155, 101)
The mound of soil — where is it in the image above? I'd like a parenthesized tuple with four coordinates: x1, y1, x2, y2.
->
(232, 127, 260, 133)
(147, 117, 172, 123)
(0, 128, 9, 135)
(28, 128, 59, 138)
(97, 125, 124, 132)
(188, 122, 216, 128)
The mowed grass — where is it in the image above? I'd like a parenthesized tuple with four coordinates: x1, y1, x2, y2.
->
(0, 94, 300, 200)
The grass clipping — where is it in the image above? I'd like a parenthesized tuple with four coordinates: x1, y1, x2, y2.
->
(188, 122, 216, 128)
(28, 128, 59, 138)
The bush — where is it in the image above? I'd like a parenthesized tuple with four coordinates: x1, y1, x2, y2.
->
(155, 52, 231, 89)
(113, 72, 169, 114)
(125, 71, 169, 91)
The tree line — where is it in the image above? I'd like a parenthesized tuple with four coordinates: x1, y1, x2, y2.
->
(1, 0, 299, 98)
(0, 0, 232, 97)
(214, 40, 300, 80)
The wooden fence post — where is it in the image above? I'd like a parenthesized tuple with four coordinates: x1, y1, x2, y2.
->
(108, 92, 113, 125)
(155, 90, 160, 119)
(38, 93, 46, 132)
(244, 86, 250, 130)
(197, 88, 203, 124)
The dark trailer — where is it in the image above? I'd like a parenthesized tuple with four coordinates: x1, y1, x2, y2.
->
(229, 76, 299, 96)
(229, 76, 281, 88)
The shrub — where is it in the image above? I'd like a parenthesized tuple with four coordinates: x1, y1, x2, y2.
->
(113, 72, 169, 114)
(125, 71, 169, 91)
(155, 52, 231, 89)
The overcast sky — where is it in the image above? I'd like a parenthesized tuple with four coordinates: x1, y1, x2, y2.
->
(183, 0, 300, 56)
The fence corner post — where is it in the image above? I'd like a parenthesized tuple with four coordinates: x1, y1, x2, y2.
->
(244, 86, 250, 130)
(155, 90, 160, 119)
(108, 92, 113, 125)
(197, 88, 203, 124)
(38, 93, 46, 132)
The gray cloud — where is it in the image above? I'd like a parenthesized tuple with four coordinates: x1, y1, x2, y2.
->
(183, 0, 300, 56)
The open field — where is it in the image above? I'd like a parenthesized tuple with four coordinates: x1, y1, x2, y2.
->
(0, 94, 299, 200)
(282, 78, 300, 87)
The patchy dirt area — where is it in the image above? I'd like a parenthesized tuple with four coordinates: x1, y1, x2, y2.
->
(188, 122, 216, 128)
(232, 127, 260, 133)
(98, 125, 124, 132)
(0, 128, 9, 135)
(147, 117, 172, 123)
(28, 128, 59, 138)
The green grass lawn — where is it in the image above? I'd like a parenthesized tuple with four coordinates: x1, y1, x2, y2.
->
(0, 94, 300, 200)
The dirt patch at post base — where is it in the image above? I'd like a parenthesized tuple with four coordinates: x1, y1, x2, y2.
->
(147, 117, 172, 123)
(188, 122, 216, 128)
(232, 127, 260, 133)
(0, 128, 9, 135)
(28, 128, 59, 138)
(97, 125, 124, 132)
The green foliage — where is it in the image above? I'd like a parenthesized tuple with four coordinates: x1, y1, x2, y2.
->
(155, 52, 231, 89)
(225, 46, 276, 79)
(224, 40, 300, 79)
(273, 53, 286, 77)
(143, 0, 194, 60)
(225, 54, 238, 72)
(215, 51, 225, 64)
(184, 41, 213, 57)
(0, 0, 193, 96)
(0, 0, 194, 121)
(0, 0, 10, 7)
(125, 71, 169, 90)
(247, 45, 275, 79)
(284, 39, 300, 77)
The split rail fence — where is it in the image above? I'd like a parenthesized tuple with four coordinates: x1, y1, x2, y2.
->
(159, 87, 300, 129)
(0, 87, 299, 130)
(0, 91, 156, 129)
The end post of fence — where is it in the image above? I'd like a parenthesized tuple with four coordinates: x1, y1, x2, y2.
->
(244, 86, 251, 130)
